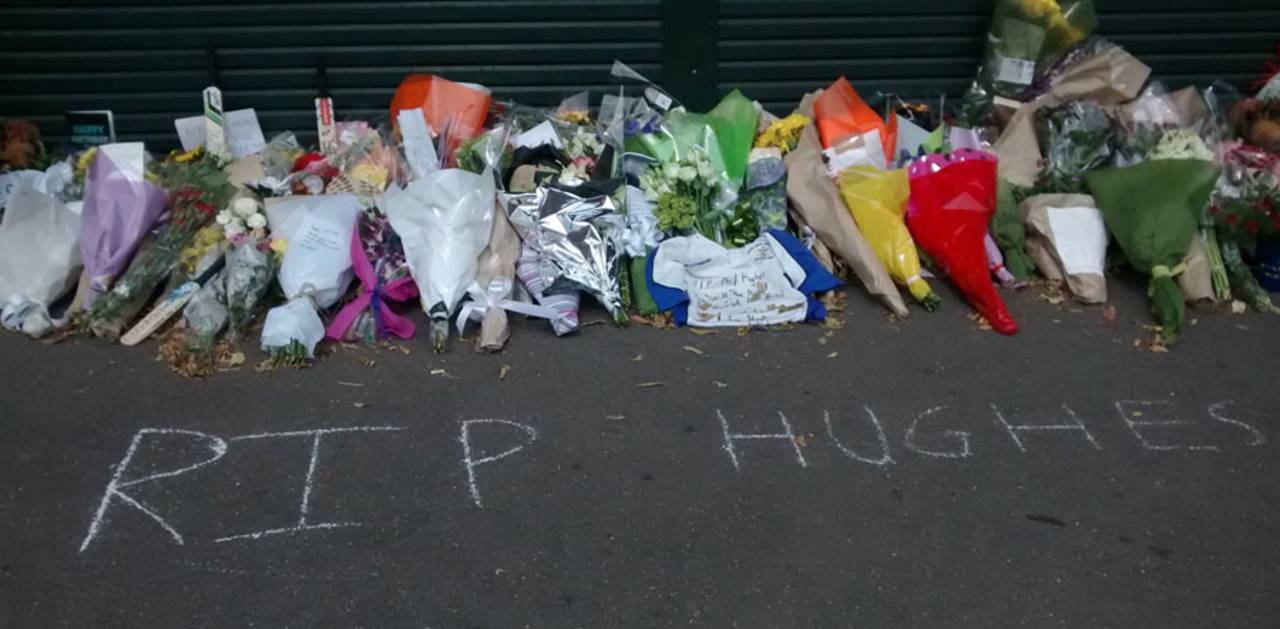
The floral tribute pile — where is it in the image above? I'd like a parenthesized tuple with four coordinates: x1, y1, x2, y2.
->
(1, 2, 1279, 374)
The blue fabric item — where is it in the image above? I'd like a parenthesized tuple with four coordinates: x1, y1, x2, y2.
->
(646, 250, 690, 325)
(765, 228, 842, 322)
(646, 231, 843, 326)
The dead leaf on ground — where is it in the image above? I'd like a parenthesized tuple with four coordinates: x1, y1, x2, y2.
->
(397, 345, 412, 356)
(499, 364, 511, 380)
(818, 336, 829, 346)
(430, 368, 455, 379)
(713, 381, 729, 388)
(794, 435, 809, 449)
(821, 316, 846, 330)
(605, 414, 626, 421)
(337, 381, 364, 387)
(827, 352, 839, 359)
(352, 402, 369, 409)
(226, 351, 246, 367)
(689, 329, 717, 336)
(682, 345, 705, 356)
(631, 353, 644, 362)
(360, 356, 377, 368)
(636, 381, 667, 388)
(736, 326, 750, 337)
(967, 312, 993, 331)
(581, 319, 607, 328)
(1231, 300, 1247, 314)
(1101, 305, 1117, 322)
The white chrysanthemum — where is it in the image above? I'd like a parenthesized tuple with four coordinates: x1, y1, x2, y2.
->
(215, 210, 233, 226)
(232, 197, 258, 219)
(246, 212, 267, 229)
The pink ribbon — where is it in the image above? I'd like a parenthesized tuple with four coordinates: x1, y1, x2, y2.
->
(325, 226, 418, 341)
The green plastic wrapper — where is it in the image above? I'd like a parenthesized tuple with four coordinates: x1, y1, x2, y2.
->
(630, 255, 658, 315)
(1084, 159, 1220, 343)
(629, 90, 757, 196)
(706, 89, 758, 187)
(990, 178, 1035, 280)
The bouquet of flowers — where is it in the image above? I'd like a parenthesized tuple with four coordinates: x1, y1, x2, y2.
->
(639, 146, 725, 241)
(384, 168, 495, 351)
(979, 0, 1097, 98)
(175, 269, 229, 376)
(1209, 144, 1280, 310)
(1086, 159, 1221, 343)
(813, 77, 894, 163)
(223, 240, 276, 341)
(1033, 100, 1112, 194)
(326, 205, 418, 344)
(79, 143, 168, 307)
(507, 184, 628, 324)
(0, 180, 82, 337)
(989, 179, 1035, 281)
(836, 165, 940, 310)
(907, 150, 1018, 335)
(738, 148, 787, 234)
(260, 194, 363, 360)
(785, 100, 909, 317)
(84, 148, 235, 339)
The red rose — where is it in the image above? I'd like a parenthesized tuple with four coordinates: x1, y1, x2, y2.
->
(1245, 219, 1260, 233)
(1209, 205, 1219, 214)
(1225, 213, 1240, 226)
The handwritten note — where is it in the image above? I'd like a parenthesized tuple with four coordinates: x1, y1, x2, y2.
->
(175, 108, 267, 158)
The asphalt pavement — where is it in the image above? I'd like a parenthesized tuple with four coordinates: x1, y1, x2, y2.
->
(2, 273, 1279, 628)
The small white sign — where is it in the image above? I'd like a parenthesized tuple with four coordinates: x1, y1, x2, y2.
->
(997, 56, 1036, 86)
(1048, 205, 1108, 276)
(175, 108, 267, 158)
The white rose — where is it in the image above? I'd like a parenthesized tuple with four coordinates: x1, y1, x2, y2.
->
(663, 162, 681, 180)
(232, 197, 258, 219)
(215, 210, 233, 226)
(246, 212, 267, 229)
(678, 166, 697, 182)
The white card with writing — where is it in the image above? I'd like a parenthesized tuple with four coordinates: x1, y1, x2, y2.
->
(175, 108, 267, 158)
(397, 108, 439, 180)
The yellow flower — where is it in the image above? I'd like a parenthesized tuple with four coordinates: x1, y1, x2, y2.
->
(173, 146, 204, 163)
(270, 238, 288, 256)
(177, 226, 226, 275)
(754, 114, 812, 155)
(74, 147, 97, 181)
(556, 110, 592, 125)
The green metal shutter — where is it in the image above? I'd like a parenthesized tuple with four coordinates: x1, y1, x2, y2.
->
(0, 0, 663, 146)
(718, 0, 1280, 115)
